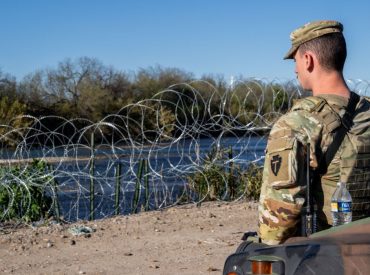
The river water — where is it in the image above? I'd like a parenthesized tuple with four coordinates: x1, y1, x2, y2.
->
(1, 136, 267, 221)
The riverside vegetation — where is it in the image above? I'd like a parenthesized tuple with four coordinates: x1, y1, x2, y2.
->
(0, 57, 295, 146)
(0, 160, 54, 222)
(188, 145, 263, 202)
(0, 56, 297, 222)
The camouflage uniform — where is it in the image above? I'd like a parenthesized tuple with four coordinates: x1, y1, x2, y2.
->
(259, 20, 370, 245)
(258, 94, 370, 245)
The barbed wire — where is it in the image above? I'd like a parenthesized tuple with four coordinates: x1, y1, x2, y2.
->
(0, 79, 369, 223)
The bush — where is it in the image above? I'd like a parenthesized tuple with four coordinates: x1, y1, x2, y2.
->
(189, 162, 228, 201)
(188, 145, 264, 201)
(0, 159, 54, 222)
(243, 163, 263, 201)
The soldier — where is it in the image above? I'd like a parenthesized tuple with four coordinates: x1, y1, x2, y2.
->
(258, 20, 370, 245)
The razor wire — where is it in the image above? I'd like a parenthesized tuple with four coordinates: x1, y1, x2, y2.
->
(0, 79, 369, 222)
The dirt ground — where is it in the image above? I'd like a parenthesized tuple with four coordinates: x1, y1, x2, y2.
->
(0, 201, 258, 275)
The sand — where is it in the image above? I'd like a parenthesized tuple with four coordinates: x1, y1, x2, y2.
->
(0, 201, 258, 275)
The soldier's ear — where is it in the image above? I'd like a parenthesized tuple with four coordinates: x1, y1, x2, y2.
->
(304, 51, 315, 73)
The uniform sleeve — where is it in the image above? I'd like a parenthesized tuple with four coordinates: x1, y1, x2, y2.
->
(258, 119, 307, 245)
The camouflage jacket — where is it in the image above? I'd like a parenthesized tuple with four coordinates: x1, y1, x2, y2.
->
(258, 93, 370, 245)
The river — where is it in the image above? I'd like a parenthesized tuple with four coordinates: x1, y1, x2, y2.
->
(1, 136, 267, 221)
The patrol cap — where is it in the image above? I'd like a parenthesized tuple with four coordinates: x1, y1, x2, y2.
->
(284, 20, 343, 59)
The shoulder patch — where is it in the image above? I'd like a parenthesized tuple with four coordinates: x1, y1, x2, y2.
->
(267, 137, 298, 189)
(271, 154, 282, 176)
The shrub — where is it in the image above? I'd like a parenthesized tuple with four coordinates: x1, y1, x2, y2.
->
(189, 162, 227, 201)
(188, 145, 264, 201)
(0, 159, 54, 222)
(243, 162, 263, 201)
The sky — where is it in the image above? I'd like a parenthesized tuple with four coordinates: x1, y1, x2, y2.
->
(1, 0, 370, 82)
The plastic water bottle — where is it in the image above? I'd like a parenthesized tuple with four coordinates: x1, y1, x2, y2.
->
(331, 182, 352, 226)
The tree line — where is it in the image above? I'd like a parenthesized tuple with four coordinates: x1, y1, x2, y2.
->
(0, 57, 297, 145)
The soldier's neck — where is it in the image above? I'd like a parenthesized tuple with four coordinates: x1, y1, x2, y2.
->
(311, 70, 350, 98)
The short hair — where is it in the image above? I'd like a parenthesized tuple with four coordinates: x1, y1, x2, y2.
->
(298, 32, 347, 72)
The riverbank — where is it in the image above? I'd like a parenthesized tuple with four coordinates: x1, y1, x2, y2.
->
(0, 200, 258, 275)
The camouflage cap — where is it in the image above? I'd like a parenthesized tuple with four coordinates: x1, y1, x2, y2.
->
(284, 20, 343, 59)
